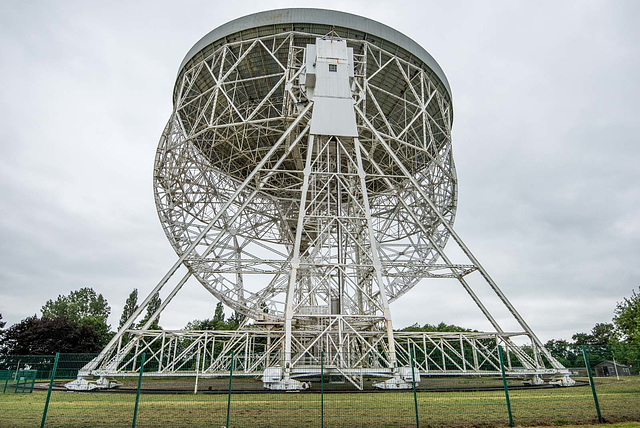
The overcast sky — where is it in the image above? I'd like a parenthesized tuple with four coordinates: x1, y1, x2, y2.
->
(1, 0, 638, 342)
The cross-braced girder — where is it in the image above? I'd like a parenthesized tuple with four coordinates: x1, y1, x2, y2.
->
(68, 17, 572, 391)
(88, 328, 565, 388)
(154, 30, 458, 321)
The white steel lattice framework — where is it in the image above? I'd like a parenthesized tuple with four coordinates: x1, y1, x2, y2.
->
(67, 9, 573, 391)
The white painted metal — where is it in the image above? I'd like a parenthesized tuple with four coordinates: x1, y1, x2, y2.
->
(305, 37, 358, 136)
(67, 9, 573, 391)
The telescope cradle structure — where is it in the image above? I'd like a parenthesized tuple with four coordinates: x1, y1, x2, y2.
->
(67, 9, 573, 391)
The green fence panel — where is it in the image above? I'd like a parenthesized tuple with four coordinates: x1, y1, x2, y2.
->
(228, 352, 321, 428)
(507, 344, 599, 426)
(40, 352, 59, 428)
(498, 346, 513, 427)
(0, 345, 638, 427)
(0, 355, 59, 381)
(131, 352, 145, 428)
(42, 353, 138, 428)
(585, 344, 640, 423)
(134, 352, 228, 428)
(583, 345, 603, 423)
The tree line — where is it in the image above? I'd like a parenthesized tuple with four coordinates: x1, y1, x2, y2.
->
(542, 288, 640, 367)
(0, 287, 246, 355)
(1, 286, 638, 357)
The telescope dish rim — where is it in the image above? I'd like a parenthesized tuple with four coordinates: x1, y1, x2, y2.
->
(177, 8, 452, 99)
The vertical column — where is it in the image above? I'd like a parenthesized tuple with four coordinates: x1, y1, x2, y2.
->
(226, 351, 235, 428)
(410, 348, 419, 427)
(354, 137, 397, 371)
(321, 351, 325, 428)
(283, 135, 315, 382)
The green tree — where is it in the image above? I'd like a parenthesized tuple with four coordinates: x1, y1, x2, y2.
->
(41, 287, 111, 346)
(138, 292, 161, 330)
(571, 322, 619, 368)
(213, 302, 225, 323)
(572, 322, 618, 345)
(0, 316, 102, 355)
(591, 322, 619, 343)
(183, 316, 240, 357)
(544, 339, 581, 367)
(41, 287, 110, 322)
(399, 322, 473, 333)
(0, 313, 5, 346)
(185, 318, 222, 330)
(228, 310, 246, 329)
(613, 287, 640, 344)
(119, 288, 139, 329)
(184, 307, 241, 332)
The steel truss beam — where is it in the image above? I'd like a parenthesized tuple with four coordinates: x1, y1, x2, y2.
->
(89, 328, 570, 388)
(68, 26, 573, 390)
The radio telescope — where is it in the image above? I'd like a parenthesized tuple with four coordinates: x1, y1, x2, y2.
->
(68, 8, 573, 391)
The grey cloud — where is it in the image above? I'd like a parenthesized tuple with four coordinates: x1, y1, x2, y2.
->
(1, 0, 638, 343)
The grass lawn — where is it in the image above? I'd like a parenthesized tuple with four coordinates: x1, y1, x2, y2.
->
(0, 376, 638, 427)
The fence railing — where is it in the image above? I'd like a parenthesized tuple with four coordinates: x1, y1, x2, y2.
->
(0, 344, 638, 427)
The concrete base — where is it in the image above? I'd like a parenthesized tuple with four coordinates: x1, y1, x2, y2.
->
(372, 376, 414, 390)
(65, 376, 122, 391)
(549, 375, 576, 387)
(263, 377, 310, 391)
(522, 375, 545, 386)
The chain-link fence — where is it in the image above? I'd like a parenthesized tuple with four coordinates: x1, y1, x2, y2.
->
(1, 344, 638, 427)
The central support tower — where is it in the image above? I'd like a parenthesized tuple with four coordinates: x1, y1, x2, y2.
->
(67, 9, 574, 392)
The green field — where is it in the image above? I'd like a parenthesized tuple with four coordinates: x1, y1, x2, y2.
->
(1, 376, 639, 427)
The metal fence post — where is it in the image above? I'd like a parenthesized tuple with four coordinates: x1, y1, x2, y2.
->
(498, 346, 514, 427)
(321, 351, 324, 428)
(612, 355, 620, 380)
(194, 349, 200, 394)
(15, 371, 23, 393)
(131, 352, 146, 428)
(14, 359, 21, 384)
(226, 351, 234, 428)
(28, 371, 36, 393)
(410, 348, 419, 427)
(582, 345, 603, 423)
(40, 352, 60, 428)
